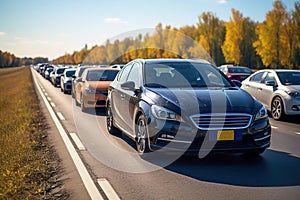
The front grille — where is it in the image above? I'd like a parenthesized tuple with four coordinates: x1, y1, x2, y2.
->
(190, 113, 252, 130)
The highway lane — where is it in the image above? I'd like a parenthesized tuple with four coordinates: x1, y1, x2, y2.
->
(33, 69, 300, 200)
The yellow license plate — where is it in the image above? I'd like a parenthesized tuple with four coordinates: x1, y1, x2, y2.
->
(217, 130, 234, 141)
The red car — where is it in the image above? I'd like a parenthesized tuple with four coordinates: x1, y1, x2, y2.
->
(218, 65, 253, 82)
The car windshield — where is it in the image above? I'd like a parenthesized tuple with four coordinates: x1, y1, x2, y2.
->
(57, 68, 65, 74)
(144, 62, 233, 88)
(66, 70, 76, 77)
(87, 70, 119, 81)
(277, 71, 300, 85)
(228, 67, 252, 74)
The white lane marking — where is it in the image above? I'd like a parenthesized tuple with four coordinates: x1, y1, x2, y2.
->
(295, 132, 300, 135)
(57, 112, 65, 120)
(70, 133, 86, 150)
(271, 126, 278, 129)
(97, 179, 120, 200)
(44, 92, 48, 96)
(50, 102, 56, 107)
(47, 97, 51, 101)
(31, 68, 104, 200)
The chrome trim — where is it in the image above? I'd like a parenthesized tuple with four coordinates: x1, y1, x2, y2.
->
(254, 134, 271, 142)
(157, 137, 192, 144)
(190, 113, 253, 130)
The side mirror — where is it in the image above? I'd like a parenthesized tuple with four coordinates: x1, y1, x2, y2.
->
(232, 80, 242, 88)
(72, 75, 77, 78)
(121, 81, 135, 91)
(265, 80, 276, 87)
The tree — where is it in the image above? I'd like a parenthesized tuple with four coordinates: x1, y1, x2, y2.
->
(253, 0, 289, 68)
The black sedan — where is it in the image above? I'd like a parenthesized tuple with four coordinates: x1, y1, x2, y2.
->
(106, 59, 271, 157)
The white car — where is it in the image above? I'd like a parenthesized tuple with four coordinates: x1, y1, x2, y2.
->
(60, 68, 76, 94)
(241, 69, 300, 120)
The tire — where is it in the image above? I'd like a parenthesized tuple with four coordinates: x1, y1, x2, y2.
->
(80, 94, 87, 112)
(135, 114, 150, 155)
(271, 97, 284, 120)
(106, 102, 121, 135)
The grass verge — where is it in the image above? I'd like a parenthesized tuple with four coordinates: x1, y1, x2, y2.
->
(0, 67, 67, 199)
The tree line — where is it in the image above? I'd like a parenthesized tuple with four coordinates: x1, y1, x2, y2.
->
(0, 50, 48, 68)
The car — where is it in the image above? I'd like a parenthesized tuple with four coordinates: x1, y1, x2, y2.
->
(75, 68, 119, 111)
(219, 65, 253, 82)
(50, 66, 67, 87)
(241, 69, 300, 120)
(44, 65, 54, 80)
(106, 59, 271, 156)
(71, 66, 95, 99)
(60, 68, 76, 94)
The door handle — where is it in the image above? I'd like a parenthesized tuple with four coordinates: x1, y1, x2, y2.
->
(258, 88, 262, 91)
(120, 94, 125, 99)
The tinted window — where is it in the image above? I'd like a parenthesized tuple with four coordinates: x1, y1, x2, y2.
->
(86, 70, 118, 81)
(277, 71, 300, 85)
(249, 72, 264, 82)
(228, 67, 252, 74)
(57, 68, 66, 74)
(144, 62, 232, 88)
(127, 63, 140, 88)
(118, 63, 133, 82)
(66, 70, 76, 77)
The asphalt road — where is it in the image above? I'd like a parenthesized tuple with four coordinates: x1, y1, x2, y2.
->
(33, 69, 300, 200)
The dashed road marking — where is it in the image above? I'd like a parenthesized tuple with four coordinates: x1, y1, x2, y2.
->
(57, 112, 65, 120)
(50, 102, 56, 107)
(70, 133, 86, 150)
(295, 132, 300, 135)
(97, 179, 120, 200)
(271, 126, 278, 129)
(47, 97, 51, 101)
(44, 92, 48, 96)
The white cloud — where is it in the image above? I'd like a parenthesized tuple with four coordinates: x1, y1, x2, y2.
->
(218, 0, 227, 4)
(104, 18, 128, 24)
(0, 32, 6, 36)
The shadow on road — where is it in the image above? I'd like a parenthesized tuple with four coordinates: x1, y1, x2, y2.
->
(165, 149, 300, 187)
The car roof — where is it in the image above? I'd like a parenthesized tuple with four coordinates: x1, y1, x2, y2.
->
(135, 58, 211, 65)
(85, 68, 119, 72)
(255, 69, 300, 73)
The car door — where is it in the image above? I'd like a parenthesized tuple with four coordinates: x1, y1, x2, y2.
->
(242, 71, 266, 99)
(259, 72, 277, 109)
(111, 62, 134, 133)
(119, 62, 141, 136)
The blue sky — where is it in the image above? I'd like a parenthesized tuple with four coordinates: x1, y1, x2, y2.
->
(0, 0, 296, 59)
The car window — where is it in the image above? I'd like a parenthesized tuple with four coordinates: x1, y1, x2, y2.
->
(144, 62, 232, 88)
(86, 70, 119, 81)
(66, 70, 76, 77)
(118, 63, 133, 82)
(277, 71, 300, 85)
(249, 72, 264, 82)
(127, 63, 140, 88)
(264, 72, 276, 83)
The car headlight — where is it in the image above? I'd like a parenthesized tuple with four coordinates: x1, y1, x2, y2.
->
(85, 88, 98, 94)
(285, 90, 300, 97)
(151, 105, 182, 122)
(255, 106, 268, 121)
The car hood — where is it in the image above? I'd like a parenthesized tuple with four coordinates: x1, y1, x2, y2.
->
(282, 85, 300, 92)
(146, 87, 257, 115)
(86, 81, 111, 90)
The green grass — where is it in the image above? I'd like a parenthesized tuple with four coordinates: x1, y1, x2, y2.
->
(0, 67, 64, 199)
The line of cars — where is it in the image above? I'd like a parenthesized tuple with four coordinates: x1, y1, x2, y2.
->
(33, 60, 298, 157)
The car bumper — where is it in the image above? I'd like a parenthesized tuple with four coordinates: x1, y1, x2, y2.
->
(284, 97, 300, 115)
(148, 116, 271, 154)
(83, 93, 107, 108)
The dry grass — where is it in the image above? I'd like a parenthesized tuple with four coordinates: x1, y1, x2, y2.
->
(0, 67, 66, 199)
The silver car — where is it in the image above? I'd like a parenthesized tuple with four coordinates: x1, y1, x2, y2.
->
(241, 69, 300, 120)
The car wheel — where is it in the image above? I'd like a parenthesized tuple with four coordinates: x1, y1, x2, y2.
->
(106, 102, 121, 135)
(135, 114, 150, 155)
(271, 97, 284, 120)
(80, 94, 86, 112)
